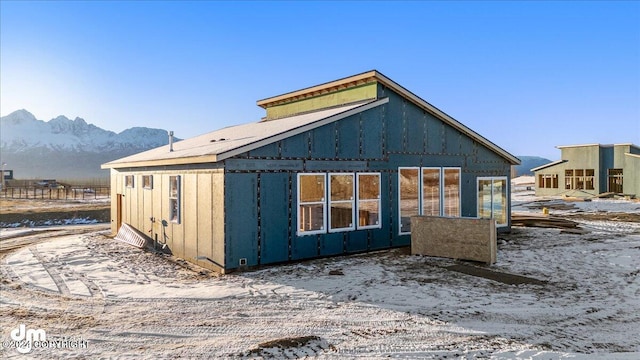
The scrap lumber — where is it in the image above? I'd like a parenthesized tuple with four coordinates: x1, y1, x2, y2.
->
(511, 213, 580, 229)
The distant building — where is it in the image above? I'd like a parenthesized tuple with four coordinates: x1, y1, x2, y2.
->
(532, 143, 640, 197)
(102, 70, 519, 273)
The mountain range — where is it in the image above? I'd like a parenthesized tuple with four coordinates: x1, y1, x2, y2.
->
(0, 109, 177, 180)
(1, 109, 551, 181)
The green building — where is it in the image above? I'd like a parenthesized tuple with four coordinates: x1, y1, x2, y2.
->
(533, 143, 640, 197)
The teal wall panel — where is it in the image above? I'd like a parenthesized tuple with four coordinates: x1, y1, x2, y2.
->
(360, 107, 384, 159)
(346, 231, 367, 252)
(406, 106, 426, 153)
(249, 142, 279, 158)
(291, 235, 318, 260)
(280, 134, 308, 158)
(225, 173, 258, 268)
(320, 232, 344, 256)
(311, 123, 336, 159)
(336, 113, 360, 159)
(259, 173, 290, 264)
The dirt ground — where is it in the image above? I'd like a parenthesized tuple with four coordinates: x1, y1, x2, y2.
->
(1, 197, 639, 359)
(0, 198, 110, 228)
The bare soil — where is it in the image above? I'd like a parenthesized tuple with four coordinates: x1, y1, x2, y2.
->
(0, 198, 110, 227)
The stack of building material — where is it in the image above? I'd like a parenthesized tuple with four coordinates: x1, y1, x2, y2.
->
(511, 213, 582, 230)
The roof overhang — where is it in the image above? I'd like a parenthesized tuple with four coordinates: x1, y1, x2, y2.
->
(531, 159, 567, 172)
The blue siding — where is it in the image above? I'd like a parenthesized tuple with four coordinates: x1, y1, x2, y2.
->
(311, 124, 336, 159)
(346, 231, 368, 253)
(336, 114, 361, 159)
(361, 108, 384, 159)
(280, 133, 309, 158)
(259, 173, 291, 264)
(225, 173, 259, 268)
(220, 85, 513, 271)
(320, 232, 344, 256)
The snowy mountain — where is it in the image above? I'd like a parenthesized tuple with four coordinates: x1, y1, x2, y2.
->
(0, 109, 178, 180)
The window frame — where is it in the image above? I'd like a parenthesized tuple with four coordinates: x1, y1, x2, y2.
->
(398, 166, 461, 235)
(328, 173, 356, 233)
(297, 173, 327, 236)
(356, 173, 382, 230)
(442, 167, 461, 218)
(398, 167, 421, 235)
(169, 175, 181, 224)
(477, 176, 509, 227)
(124, 175, 134, 188)
(142, 175, 153, 190)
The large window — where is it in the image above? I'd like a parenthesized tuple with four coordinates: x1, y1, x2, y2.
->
(399, 167, 461, 234)
(422, 168, 441, 216)
(443, 168, 461, 217)
(399, 168, 420, 233)
(357, 173, 381, 229)
(298, 173, 381, 236)
(329, 174, 355, 232)
(298, 174, 326, 235)
(169, 175, 181, 223)
(478, 177, 508, 227)
(538, 174, 558, 189)
(608, 169, 623, 193)
(565, 169, 595, 190)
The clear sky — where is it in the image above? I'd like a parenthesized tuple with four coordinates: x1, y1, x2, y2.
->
(1, 1, 639, 160)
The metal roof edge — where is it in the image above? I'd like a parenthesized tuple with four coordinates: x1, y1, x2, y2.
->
(101, 154, 219, 169)
(217, 98, 389, 161)
(531, 159, 567, 172)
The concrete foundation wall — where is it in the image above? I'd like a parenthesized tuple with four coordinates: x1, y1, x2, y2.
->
(411, 216, 497, 264)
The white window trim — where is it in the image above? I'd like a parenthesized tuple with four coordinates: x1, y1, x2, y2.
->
(328, 173, 355, 233)
(356, 172, 382, 230)
(442, 167, 461, 218)
(169, 175, 181, 224)
(398, 166, 462, 235)
(297, 173, 327, 236)
(398, 167, 420, 235)
(477, 176, 508, 228)
(421, 167, 442, 217)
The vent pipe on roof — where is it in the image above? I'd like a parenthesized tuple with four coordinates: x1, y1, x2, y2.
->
(168, 131, 174, 152)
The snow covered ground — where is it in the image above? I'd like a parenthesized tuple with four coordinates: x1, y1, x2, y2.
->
(0, 192, 639, 359)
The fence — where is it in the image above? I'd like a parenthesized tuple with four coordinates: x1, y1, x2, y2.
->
(0, 186, 110, 200)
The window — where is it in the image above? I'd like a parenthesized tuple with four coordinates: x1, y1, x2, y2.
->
(298, 174, 326, 235)
(142, 175, 153, 189)
(478, 177, 508, 227)
(329, 174, 355, 232)
(169, 175, 180, 223)
(422, 168, 441, 216)
(125, 175, 134, 188)
(398, 167, 461, 234)
(564, 169, 595, 190)
(443, 168, 461, 217)
(608, 169, 623, 193)
(585, 169, 595, 190)
(297, 173, 382, 236)
(538, 174, 559, 189)
(399, 168, 420, 234)
(565, 170, 573, 189)
(357, 173, 381, 229)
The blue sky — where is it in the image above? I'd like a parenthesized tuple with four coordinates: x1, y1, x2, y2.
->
(1, 1, 639, 160)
